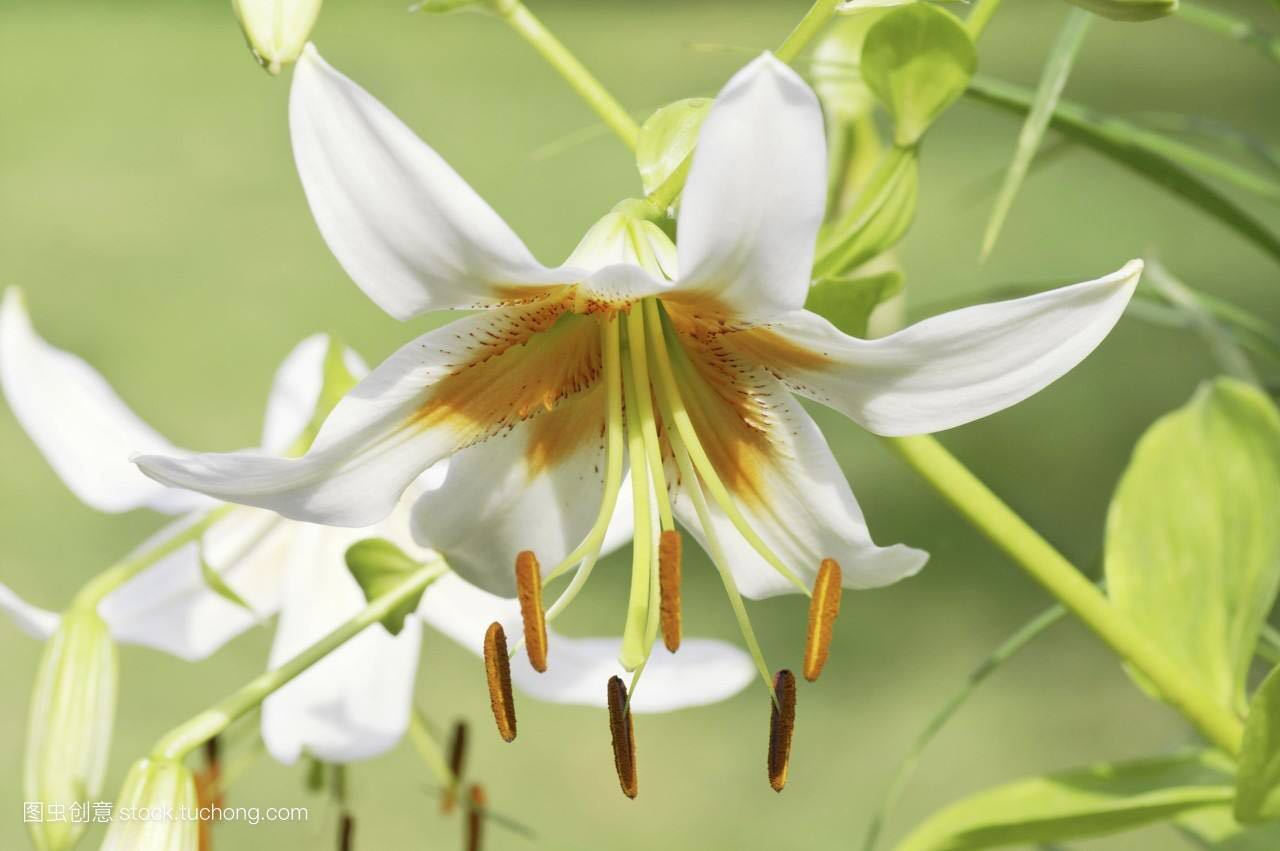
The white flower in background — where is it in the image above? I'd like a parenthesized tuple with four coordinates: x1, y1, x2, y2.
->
(134, 46, 1140, 698)
(0, 289, 755, 771)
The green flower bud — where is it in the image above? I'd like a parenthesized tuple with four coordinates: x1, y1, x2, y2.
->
(100, 759, 199, 851)
(25, 609, 117, 851)
(232, 0, 324, 75)
(1060, 0, 1177, 22)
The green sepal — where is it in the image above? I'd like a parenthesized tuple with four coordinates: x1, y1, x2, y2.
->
(1237, 663, 1280, 822)
(287, 336, 360, 458)
(345, 538, 426, 636)
(199, 541, 254, 613)
(804, 270, 903, 338)
(636, 98, 711, 197)
(861, 4, 976, 146)
(814, 144, 918, 278)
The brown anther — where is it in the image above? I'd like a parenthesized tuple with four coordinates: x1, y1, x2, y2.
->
(195, 737, 222, 851)
(659, 530, 683, 652)
(441, 720, 468, 814)
(515, 551, 548, 673)
(768, 669, 797, 793)
(606, 676, 638, 799)
(483, 623, 517, 742)
(465, 784, 487, 851)
(803, 558, 843, 682)
(338, 812, 354, 851)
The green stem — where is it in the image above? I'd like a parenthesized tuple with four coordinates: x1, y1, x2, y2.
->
(776, 0, 843, 63)
(965, 0, 1004, 39)
(883, 434, 1245, 756)
(150, 561, 447, 761)
(407, 709, 457, 790)
(494, 0, 639, 150)
(72, 505, 237, 609)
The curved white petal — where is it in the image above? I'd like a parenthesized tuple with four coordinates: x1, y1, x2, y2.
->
(261, 524, 423, 765)
(418, 574, 753, 712)
(0, 580, 59, 640)
(97, 509, 291, 661)
(0, 288, 208, 515)
(291, 45, 566, 319)
(745, 261, 1142, 436)
(261, 334, 369, 455)
(135, 303, 604, 528)
(411, 385, 620, 597)
(671, 53, 827, 322)
(669, 371, 926, 599)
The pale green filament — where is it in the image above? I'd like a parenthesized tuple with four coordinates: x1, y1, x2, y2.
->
(619, 339, 656, 671)
(625, 304, 675, 532)
(642, 300, 810, 597)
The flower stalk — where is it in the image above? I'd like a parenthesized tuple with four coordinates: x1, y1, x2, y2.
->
(150, 560, 447, 761)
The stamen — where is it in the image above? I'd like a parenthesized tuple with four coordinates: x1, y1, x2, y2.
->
(659, 530, 683, 652)
(607, 676, 639, 799)
(768, 669, 797, 793)
(339, 813, 355, 851)
(803, 559, 843, 682)
(465, 784, 487, 851)
(483, 623, 517, 742)
(515, 551, 548, 672)
(441, 720, 468, 814)
(619, 339, 655, 672)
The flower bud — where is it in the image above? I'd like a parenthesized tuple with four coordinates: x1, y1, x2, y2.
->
(100, 759, 199, 851)
(1061, 0, 1177, 22)
(25, 609, 117, 851)
(232, 0, 323, 75)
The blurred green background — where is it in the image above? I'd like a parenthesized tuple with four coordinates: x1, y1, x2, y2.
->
(1, 0, 1276, 848)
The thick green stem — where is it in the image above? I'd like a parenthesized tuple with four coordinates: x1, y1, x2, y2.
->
(776, 0, 843, 63)
(72, 505, 236, 610)
(495, 0, 639, 150)
(150, 561, 446, 761)
(884, 434, 1245, 756)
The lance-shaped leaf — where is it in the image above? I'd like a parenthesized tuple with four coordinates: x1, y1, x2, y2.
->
(636, 99, 711, 197)
(894, 752, 1235, 851)
(1237, 663, 1280, 822)
(804, 270, 903, 338)
(345, 538, 428, 636)
(815, 144, 918, 278)
(1106, 379, 1280, 716)
(862, 4, 976, 146)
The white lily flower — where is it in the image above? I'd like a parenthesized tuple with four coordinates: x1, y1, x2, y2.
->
(0, 290, 754, 769)
(133, 46, 1138, 706)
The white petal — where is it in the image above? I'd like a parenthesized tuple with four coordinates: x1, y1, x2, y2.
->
(417, 574, 754, 712)
(0, 288, 208, 515)
(291, 45, 565, 319)
(97, 509, 290, 661)
(668, 372, 926, 599)
(410, 386, 616, 596)
(261, 524, 423, 764)
(0, 580, 59, 639)
(671, 54, 827, 321)
(260, 334, 369, 455)
(135, 303, 603, 528)
(747, 261, 1142, 436)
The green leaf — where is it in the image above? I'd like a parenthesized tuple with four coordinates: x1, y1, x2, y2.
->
(981, 9, 1091, 259)
(345, 538, 426, 636)
(966, 77, 1280, 266)
(894, 752, 1235, 851)
(1061, 0, 1177, 22)
(635, 99, 710, 196)
(862, 4, 976, 146)
(1106, 378, 1280, 715)
(1179, 805, 1280, 849)
(199, 542, 254, 613)
(287, 336, 360, 457)
(1237, 663, 1280, 822)
(805, 271, 903, 338)
(815, 144, 919, 277)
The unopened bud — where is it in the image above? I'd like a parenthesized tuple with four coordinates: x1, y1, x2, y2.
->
(100, 759, 199, 851)
(232, 0, 323, 75)
(1061, 0, 1176, 22)
(26, 608, 117, 851)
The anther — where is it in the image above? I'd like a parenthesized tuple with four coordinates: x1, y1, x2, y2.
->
(339, 813, 354, 851)
(803, 558, 843, 682)
(441, 720, 468, 814)
(659, 530, 683, 652)
(515, 551, 548, 672)
(465, 784, 487, 851)
(607, 676, 638, 799)
(768, 669, 797, 793)
(483, 623, 517, 742)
